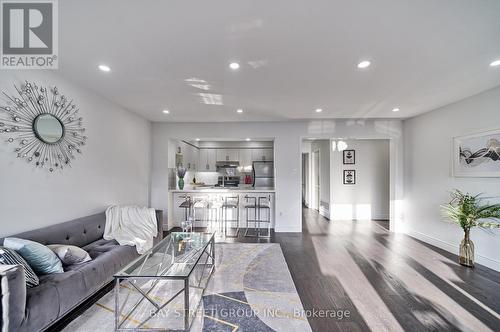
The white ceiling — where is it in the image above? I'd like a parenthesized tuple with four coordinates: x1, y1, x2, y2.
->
(58, 0, 500, 122)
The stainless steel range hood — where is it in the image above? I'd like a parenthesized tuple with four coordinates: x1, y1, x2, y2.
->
(216, 161, 240, 169)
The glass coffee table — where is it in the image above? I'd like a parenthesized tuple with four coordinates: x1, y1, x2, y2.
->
(114, 232, 215, 331)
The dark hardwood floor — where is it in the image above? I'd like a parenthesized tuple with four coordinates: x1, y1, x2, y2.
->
(184, 207, 500, 331)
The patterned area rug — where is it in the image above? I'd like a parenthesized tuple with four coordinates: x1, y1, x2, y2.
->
(64, 243, 311, 331)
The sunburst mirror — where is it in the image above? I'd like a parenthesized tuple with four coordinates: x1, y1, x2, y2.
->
(0, 81, 86, 172)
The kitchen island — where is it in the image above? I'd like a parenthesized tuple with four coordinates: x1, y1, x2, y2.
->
(168, 188, 275, 230)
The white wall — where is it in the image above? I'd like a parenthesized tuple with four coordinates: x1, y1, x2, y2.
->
(151, 120, 403, 232)
(404, 86, 500, 271)
(0, 71, 151, 236)
(330, 140, 390, 220)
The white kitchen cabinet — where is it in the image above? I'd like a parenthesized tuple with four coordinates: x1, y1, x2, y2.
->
(180, 142, 199, 171)
(238, 149, 253, 170)
(216, 149, 239, 162)
(198, 149, 216, 171)
(251, 148, 273, 162)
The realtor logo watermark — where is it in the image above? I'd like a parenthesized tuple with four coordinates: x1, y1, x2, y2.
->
(1, 0, 58, 69)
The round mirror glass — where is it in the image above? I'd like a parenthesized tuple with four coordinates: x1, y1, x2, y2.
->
(34, 114, 64, 144)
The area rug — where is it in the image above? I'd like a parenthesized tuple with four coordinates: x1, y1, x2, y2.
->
(63, 243, 312, 331)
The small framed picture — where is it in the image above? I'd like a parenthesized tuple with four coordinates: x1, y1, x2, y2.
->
(343, 150, 355, 164)
(343, 170, 356, 184)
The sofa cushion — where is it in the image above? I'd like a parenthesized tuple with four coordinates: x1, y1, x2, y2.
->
(66, 240, 139, 292)
(37, 270, 88, 316)
(0, 247, 39, 288)
(48, 244, 92, 266)
(3, 238, 64, 275)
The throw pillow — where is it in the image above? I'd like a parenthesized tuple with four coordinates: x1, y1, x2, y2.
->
(47, 244, 91, 266)
(3, 238, 64, 274)
(0, 246, 39, 288)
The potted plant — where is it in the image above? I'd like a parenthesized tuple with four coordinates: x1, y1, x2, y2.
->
(441, 190, 500, 267)
(177, 167, 186, 190)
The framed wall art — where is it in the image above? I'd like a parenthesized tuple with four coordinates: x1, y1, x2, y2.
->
(453, 128, 500, 177)
(343, 149, 355, 164)
(343, 170, 356, 184)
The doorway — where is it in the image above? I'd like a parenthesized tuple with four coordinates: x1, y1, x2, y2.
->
(311, 149, 320, 211)
(302, 153, 309, 207)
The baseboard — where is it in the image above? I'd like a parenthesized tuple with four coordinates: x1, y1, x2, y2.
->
(406, 230, 500, 272)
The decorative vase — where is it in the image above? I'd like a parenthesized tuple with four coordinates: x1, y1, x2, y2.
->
(178, 178, 185, 190)
(459, 229, 474, 268)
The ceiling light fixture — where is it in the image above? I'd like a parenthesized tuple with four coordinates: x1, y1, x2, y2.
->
(229, 62, 240, 70)
(490, 59, 500, 67)
(195, 138, 200, 141)
(162, 109, 170, 114)
(357, 60, 371, 69)
(392, 108, 400, 112)
(98, 64, 111, 72)
(245, 138, 251, 141)
(315, 108, 323, 113)
(236, 109, 243, 113)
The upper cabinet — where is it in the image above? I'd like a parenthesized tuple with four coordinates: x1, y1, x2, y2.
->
(238, 149, 253, 170)
(251, 148, 273, 162)
(177, 141, 197, 170)
(216, 149, 239, 162)
(198, 149, 216, 171)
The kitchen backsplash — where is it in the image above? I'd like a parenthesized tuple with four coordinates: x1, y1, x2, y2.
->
(168, 168, 251, 188)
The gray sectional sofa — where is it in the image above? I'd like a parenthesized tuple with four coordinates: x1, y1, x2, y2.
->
(0, 210, 163, 332)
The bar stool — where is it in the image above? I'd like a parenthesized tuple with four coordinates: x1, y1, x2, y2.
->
(178, 195, 193, 221)
(207, 195, 223, 235)
(244, 196, 258, 237)
(257, 195, 272, 238)
(192, 196, 209, 231)
(222, 196, 240, 238)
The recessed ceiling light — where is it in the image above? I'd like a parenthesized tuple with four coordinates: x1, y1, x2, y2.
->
(315, 108, 323, 113)
(229, 62, 240, 70)
(162, 109, 170, 114)
(245, 138, 251, 141)
(195, 138, 200, 141)
(490, 59, 500, 67)
(98, 64, 111, 72)
(357, 60, 371, 69)
(392, 108, 400, 112)
(236, 109, 243, 113)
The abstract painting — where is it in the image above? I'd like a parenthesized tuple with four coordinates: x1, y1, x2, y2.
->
(453, 128, 500, 177)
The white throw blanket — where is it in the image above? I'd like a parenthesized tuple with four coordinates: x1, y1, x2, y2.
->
(104, 205, 158, 254)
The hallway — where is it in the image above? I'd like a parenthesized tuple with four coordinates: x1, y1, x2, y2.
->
(275, 208, 500, 331)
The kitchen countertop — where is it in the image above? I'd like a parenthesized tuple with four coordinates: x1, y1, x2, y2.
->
(169, 187, 275, 193)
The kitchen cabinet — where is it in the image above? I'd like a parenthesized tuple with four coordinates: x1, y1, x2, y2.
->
(216, 149, 239, 162)
(198, 149, 216, 171)
(251, 148, 273, 162)
(180, 141, 198, 170)
(238, 149, 253, 170)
